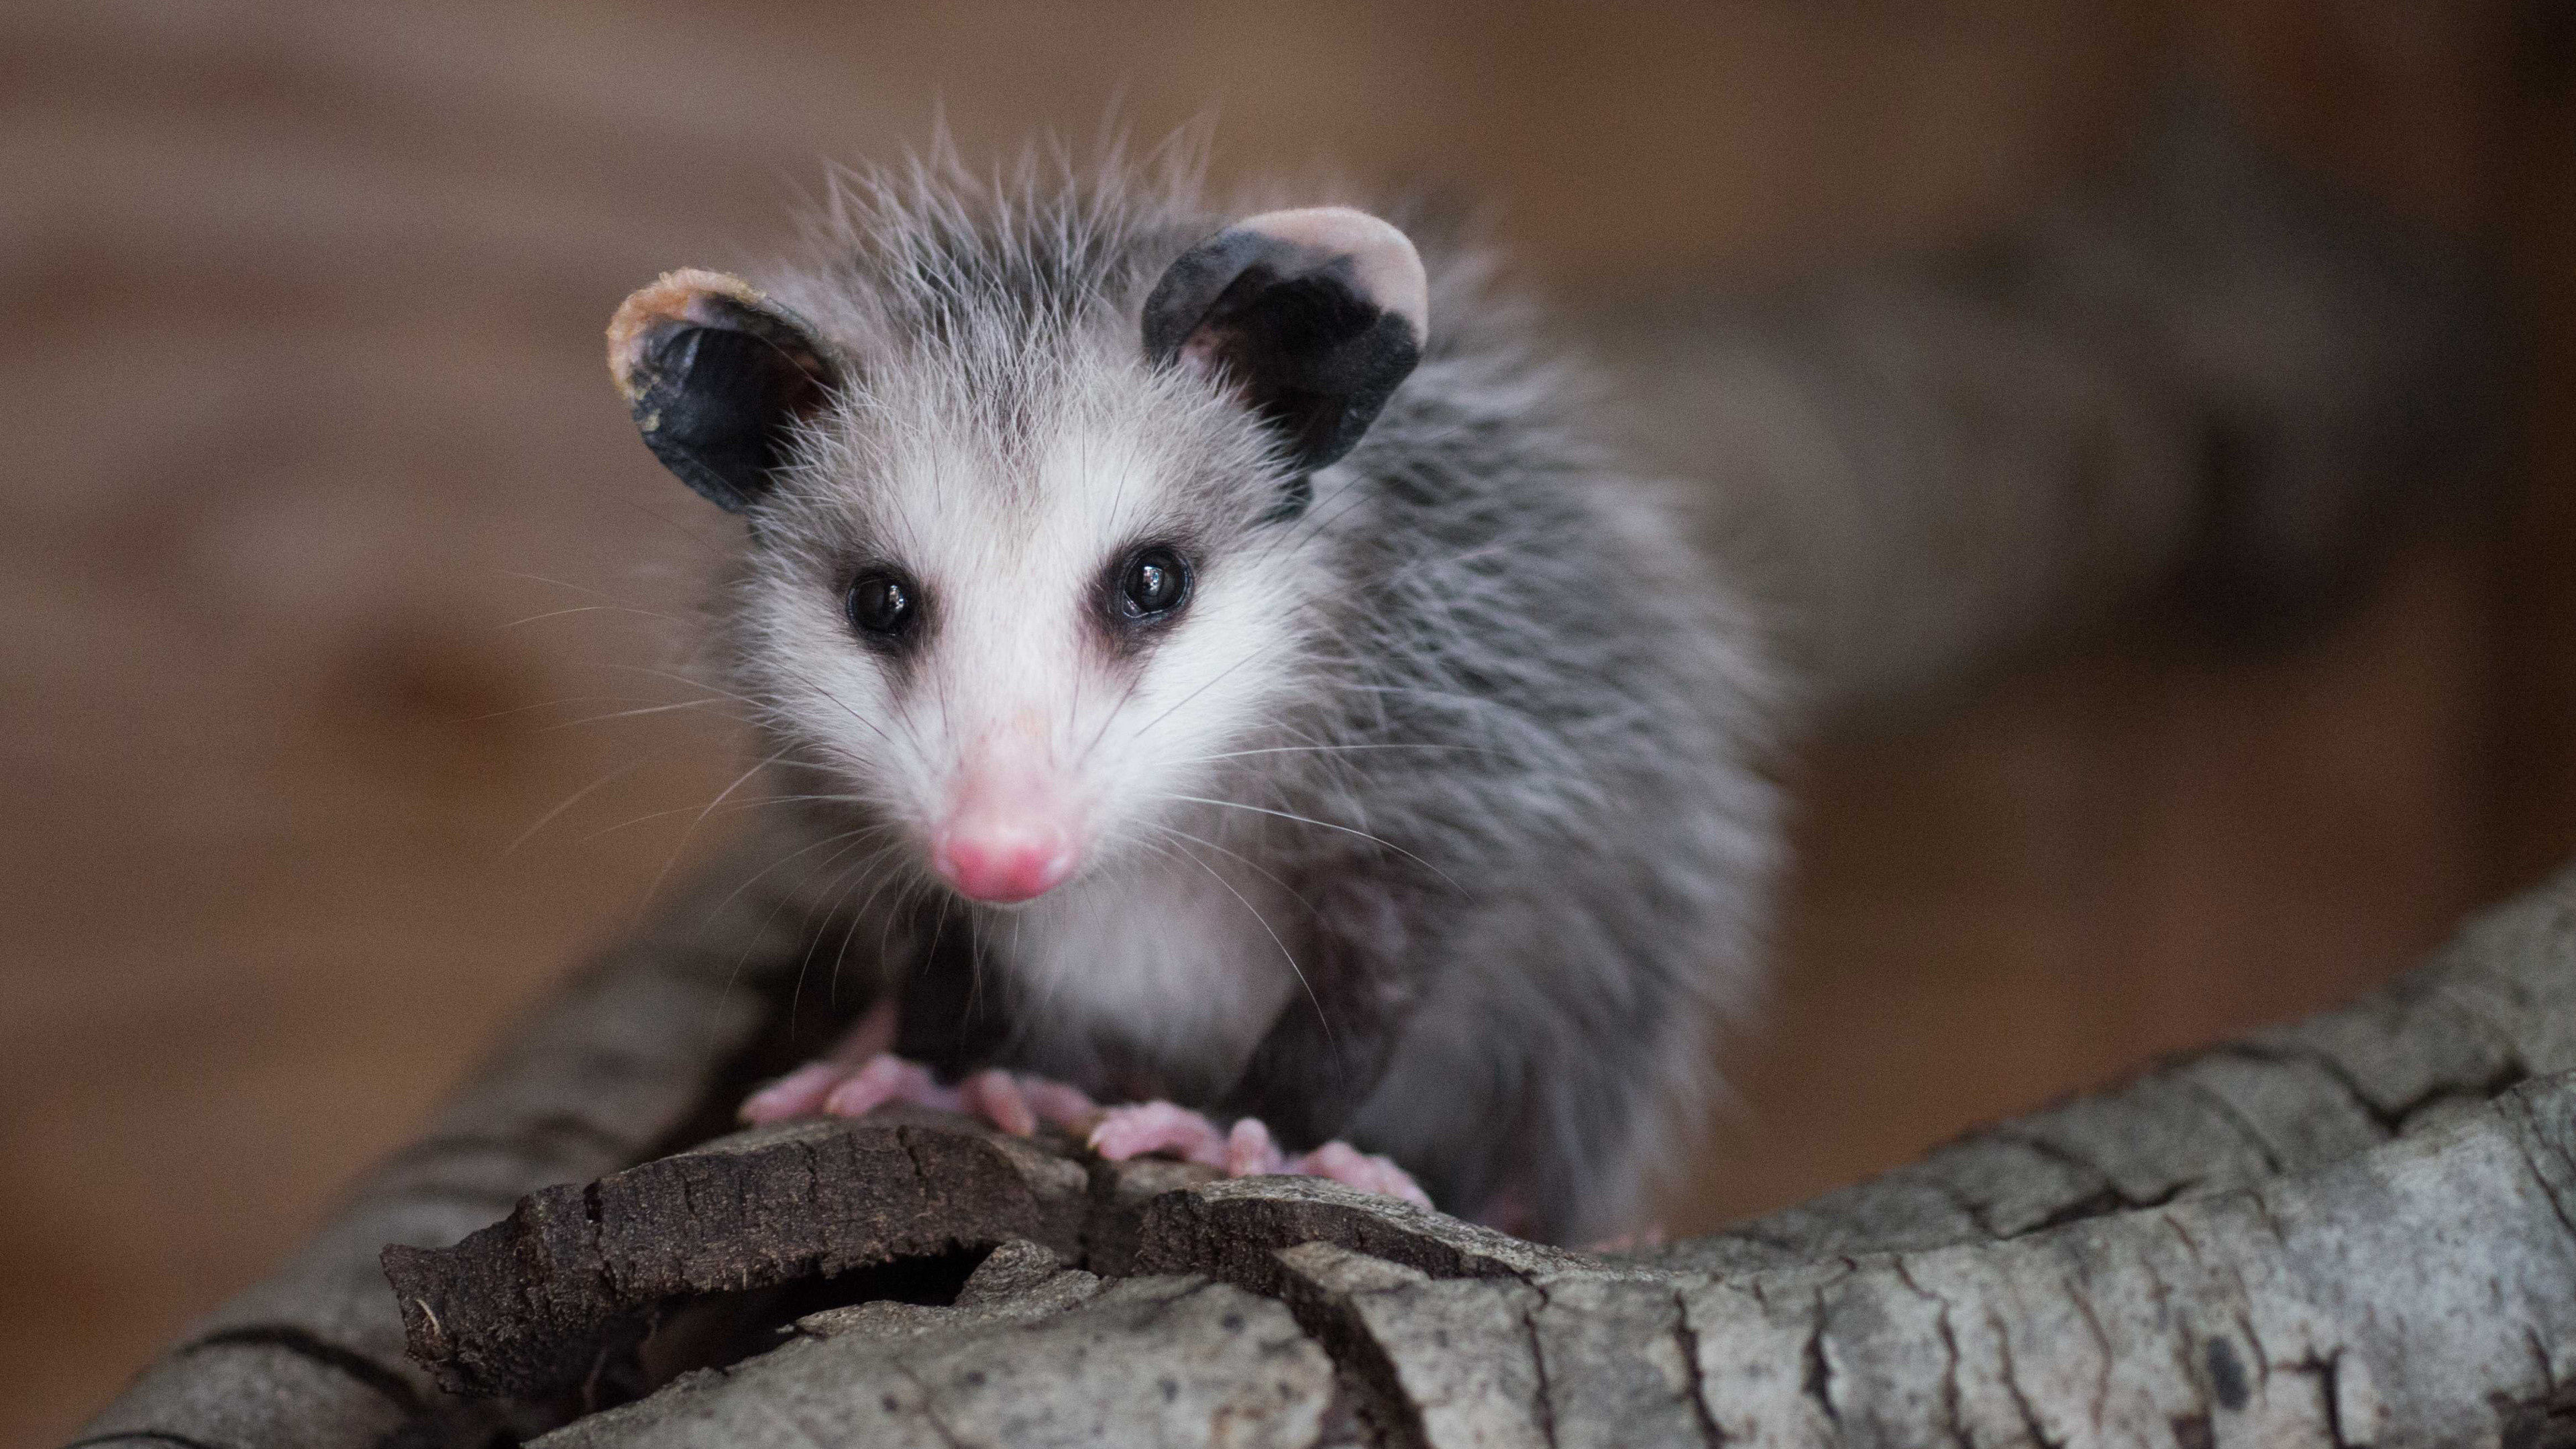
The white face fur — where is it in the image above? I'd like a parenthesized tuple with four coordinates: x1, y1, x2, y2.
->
(733, 337, 1332, 917)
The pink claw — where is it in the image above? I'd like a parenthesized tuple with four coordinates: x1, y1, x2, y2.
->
(1087, 1100, 1230, 1168)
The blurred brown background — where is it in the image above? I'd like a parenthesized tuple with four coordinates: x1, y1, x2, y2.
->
(5, 2, 2571, 1441)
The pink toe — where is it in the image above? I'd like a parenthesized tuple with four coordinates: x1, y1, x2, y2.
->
(1088, 1101, 1228, 1167)
(740, 1062, 848, 1124)
(821, 1055, 922, 1117)
(961, 1070, 1036, 1136)
(1292, 1140, 1360, 1181)
(819, 1063, 896, 1118)
(892, 1059, 965, 1114)
(1021, 1077, 1101, 1133)
(1292, 1140, 1432, 1209)
(1225, 1117, 1284, 1177)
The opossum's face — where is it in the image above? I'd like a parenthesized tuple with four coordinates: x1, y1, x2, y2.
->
(738, 377, 1308, 905)
(609, 209, 1426, 904)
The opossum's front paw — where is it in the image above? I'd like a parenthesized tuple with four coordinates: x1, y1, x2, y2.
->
(1286, 1138, 1434, 1210)
(1087, 1103, 1433, 1210)
(739, 1053, 955, 1124)
(739, 1055, 1098, 1138)
(1085, 1099, 1231, 1168)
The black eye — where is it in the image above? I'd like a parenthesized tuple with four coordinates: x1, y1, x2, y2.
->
(845, 570, 918, 641)
(1116, 546, 1189, 623)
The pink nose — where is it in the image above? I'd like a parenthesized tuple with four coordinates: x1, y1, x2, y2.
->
(931, 820, 1077, 903)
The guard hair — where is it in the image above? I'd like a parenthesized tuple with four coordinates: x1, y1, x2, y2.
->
(623, 131, 1780, 1242)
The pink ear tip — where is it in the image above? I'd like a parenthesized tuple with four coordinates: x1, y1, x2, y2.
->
(932, 824, 1078, 903)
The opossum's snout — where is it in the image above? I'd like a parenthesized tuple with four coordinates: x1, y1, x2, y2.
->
(933, 824, 1073, 903)
(931, 757, 1080, 904)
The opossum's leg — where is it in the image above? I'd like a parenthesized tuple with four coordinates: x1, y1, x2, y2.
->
(1218, 879, 1419, 1151)
(1088, 1103, 1432, 1209)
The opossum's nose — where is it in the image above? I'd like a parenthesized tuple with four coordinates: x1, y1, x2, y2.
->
(932, 759, 1079, 902)
(932, 820, 1077, 903)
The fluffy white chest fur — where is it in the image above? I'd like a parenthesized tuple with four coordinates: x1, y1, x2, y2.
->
(1000, 845, 1303, 1093)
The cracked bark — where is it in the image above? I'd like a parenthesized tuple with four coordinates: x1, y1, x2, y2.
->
(76, 859, 2576, 1447)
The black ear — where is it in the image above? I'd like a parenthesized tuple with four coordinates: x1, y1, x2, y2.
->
(606, 269, 842, 512)
(1142, 207, 1428, 480)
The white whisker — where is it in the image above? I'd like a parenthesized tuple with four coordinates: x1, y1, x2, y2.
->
(1174, 742, 1505, 765)
(1131, 830, 1333, 1054)
(537, 698, 736, 732)
(500, 603, 686, 629)
(632, 746, 800, 924)
(504, 757, 655, 855)
(1150, 793, 1462, 892)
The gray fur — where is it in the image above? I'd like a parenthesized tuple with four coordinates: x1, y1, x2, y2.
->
(681, 144, 1777, 1244)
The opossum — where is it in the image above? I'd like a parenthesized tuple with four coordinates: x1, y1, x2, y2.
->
(604, 150, 1778, 1244)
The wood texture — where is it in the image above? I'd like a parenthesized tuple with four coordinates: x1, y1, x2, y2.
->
(384, 1112, 1097, 1400)
(76, 857, 2576, 1446)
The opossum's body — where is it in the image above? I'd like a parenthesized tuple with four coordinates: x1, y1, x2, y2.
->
(609, 152, 1776, 1242)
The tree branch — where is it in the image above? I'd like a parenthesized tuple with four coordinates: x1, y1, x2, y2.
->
(80, 859, 2576, 1447)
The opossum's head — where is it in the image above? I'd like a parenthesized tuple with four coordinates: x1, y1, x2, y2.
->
(609, 208, 1426, 904)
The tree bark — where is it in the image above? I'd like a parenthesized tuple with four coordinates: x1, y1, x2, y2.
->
(77, 853, 2576, 1448)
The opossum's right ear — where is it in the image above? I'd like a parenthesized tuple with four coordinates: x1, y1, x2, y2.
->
(1142, 207, 1428, 479)
(606, 269, 843, 512)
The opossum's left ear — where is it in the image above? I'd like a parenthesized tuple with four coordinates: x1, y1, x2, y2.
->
(1143, 207, 1428, 476)
(606, 269, 843, 513)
